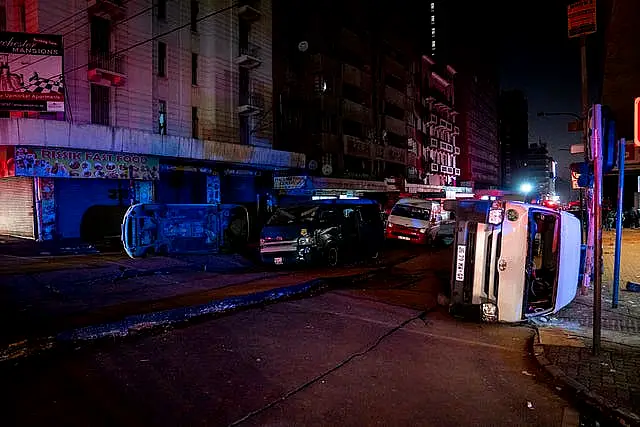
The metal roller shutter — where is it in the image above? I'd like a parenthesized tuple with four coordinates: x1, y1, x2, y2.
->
(55, 179, 127, 239)
(0, 177, 35, 238)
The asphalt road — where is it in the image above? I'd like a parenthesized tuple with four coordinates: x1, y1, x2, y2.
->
(0, 247, 580, 427)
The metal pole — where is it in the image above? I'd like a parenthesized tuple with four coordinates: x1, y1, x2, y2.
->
(592, 104, 603, 355)
(613, 138, 625, 308)
(580, 35, 594, 297)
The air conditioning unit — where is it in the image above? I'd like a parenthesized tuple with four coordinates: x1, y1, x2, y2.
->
(430, 138, 438, 148)
(430, 114, 438, 124)
(454, 168, 461, 176)
(439, 141, 447, 150)
(453, 126, 460, 135)
(446, 121, 453, 131)
(431, 163, 439, 172)
(440, 165, 447, 173)
(454, 146, 460, 155)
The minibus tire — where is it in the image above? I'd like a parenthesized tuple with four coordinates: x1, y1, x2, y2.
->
(327, 247, 339, 267)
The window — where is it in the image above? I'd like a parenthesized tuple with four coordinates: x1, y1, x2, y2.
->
(158, 100, 167, 135)
(90, 84, 110, 126)
(191, 53, 198, 85)
(157, 42, 166, 77)
(191, 107, 199, 139)
(190, 0, 199, 32)
(0, 5, 6, 32)
(430, 2, 435, 12)
(17, 1, 25, 32)
(430, 15, 434, 25)
(157, 0, 166, 20)
(90, 17, 110, 54)
(240, 115, 250, 145)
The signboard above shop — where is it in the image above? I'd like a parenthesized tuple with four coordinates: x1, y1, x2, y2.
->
(6, 146, 160, 180)
(0, 32, 65, 115)
(567, 0, 597, 38)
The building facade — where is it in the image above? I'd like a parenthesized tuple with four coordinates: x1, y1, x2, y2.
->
(0, 0, 304, 241)
(499, 90, 529, 190)
(525, 141, 554, 196)
(272, 0, 463, 197)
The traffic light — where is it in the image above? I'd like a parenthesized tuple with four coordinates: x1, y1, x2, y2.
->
(602, 106, 617, 173)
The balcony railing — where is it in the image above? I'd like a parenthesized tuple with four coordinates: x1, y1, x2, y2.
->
(384, 115, 406, 136)
(343, 135, 370, 158)
(88, 52, 125, 74)
(238, 91, 264, 115)
(384, 85, 406, 108)
(342, 99, 370, 123)
(237, 0, 261, 20)
(236, 43, 261, 68)
(342, 63, 371, 90)
(87, 52, 126, 86)
(87, 0, 125, 20)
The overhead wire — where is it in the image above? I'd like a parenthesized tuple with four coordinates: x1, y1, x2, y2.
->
(43, 2, 240, 82)
(11, 1, 155, 74)
(8, 0, 138, 66)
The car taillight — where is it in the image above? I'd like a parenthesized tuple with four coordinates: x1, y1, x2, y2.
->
(260, 238, 265, 244)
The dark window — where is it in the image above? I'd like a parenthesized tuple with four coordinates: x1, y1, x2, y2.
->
(342, 119, 363, 139)
(0, 6, 6, 32)
(90, 84, 110, 126)
(239, 20, 249, 51)
(158, 100, 167, 135)
(342, 83, 367, 105)
(240, 115, 250, 145)
(158, 42, 166, 77)
(239, 67, 249, 95)
(384, 74, 405, 92)
(17, 2, 25, 32)
(90, 17, 110, 54)
(191, 53, 198, 85)
(190, 0, 199, 32)
(157, 0, 166, 20)
(386, 131, 406, 148)
(191, 107, 199, 139)
(384, 102, 405, 121)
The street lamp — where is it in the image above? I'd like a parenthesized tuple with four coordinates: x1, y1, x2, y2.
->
(520, 182, 533, 202)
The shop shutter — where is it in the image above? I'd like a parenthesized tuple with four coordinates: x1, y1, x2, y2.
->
(222, 175, 256, 204)
(157, 171, 206, 204)
(56, 179, 126, 239)
(0, 177, 35, 238)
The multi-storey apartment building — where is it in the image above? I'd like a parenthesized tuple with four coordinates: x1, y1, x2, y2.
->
(0, 0, 303, 241)
(499, 90, 529, 190)
(272, 0, 467, 197)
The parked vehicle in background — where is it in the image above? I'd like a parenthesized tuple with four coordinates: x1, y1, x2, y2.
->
(444, 199, 581, 322)
(260, 198, 384, 267)
(121, 203, 249, 258)
(385, 198, 454, 246)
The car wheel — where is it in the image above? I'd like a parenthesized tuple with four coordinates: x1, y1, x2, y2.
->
(327, 247, 339, 267)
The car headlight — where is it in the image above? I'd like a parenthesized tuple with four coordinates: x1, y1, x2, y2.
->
(298, 236, 315, 246)
(419, 228, 427, 234)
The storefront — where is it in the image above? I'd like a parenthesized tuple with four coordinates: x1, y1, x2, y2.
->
(157, 163, 220, 204)
(273, 176, 392, 205)
(0, 146, 159, 241)
(0, 176, 36, 238)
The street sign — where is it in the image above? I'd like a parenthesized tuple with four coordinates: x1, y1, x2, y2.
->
(567, 0, 597, 39)
(571, 144, 585, 154)
(635, 97, 640, 147)
(571, 170, 581, 189)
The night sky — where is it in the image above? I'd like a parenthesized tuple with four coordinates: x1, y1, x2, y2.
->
(498, 0, 605, 198)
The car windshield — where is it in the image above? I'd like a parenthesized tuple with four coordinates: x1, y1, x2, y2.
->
(390, 204, 431, 221)
(267, 206, 319, 226)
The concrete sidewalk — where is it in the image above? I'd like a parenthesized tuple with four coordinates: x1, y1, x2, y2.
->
(0, 249, 408, 363)
(532, 229, 640, 426)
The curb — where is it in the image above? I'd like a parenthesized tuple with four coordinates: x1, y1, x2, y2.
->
(531, 328, 640, 427)
(0, 253, 418, 365)
(0, 278, 329, 364)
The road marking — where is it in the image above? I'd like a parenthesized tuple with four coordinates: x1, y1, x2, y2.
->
(284, 302, 523, 353)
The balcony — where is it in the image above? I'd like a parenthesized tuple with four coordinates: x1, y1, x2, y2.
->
(343, 135, 370, 158)
(238, 91, 264, 115)
(384, 115, 406, 136)
(342, 63, 371, 91)
(237, 0, 261, 21)
(87, 0, 125, 20)
(371, 144, 385, 159)
(384, 85, 406, 108)
(235, 44, 261, 69)
(315, 133, 340, 153)
(342, 99, 370, 123)
(87, 52, 126, 87)
(309, 53, 339, 73)
(384, 145, 407, 164)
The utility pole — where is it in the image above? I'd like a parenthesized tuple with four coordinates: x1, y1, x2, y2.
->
(580, 36, 594, 296)
(592, 104, 603, 355)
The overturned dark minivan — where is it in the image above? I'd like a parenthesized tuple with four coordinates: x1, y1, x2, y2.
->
(260, 199, 384, 267)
